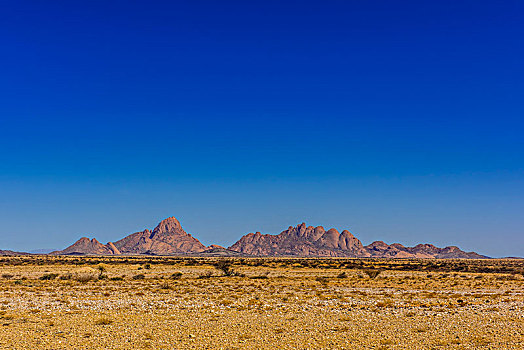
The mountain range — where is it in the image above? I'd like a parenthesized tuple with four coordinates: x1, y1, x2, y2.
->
(48, 216, 487, 258)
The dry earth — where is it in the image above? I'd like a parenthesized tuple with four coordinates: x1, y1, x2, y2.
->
(0, 257, 522, 349)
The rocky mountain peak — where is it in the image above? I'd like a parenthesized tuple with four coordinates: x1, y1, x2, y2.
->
(52, 218, 488, 258)
(152, 216, 183, 234)
(54, 216, 206, 256)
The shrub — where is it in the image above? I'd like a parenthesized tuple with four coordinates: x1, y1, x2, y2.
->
(71, 267, 99, 283)
(60, 273, 72, 280)
(214, 259, 244, 277)
(75, 273, 99, 283)
(250, 275, 269, 280)
(215, 260, 235, 276)
(337, 272, 348, 279)
(132, 274, 145, 280)
(96, 263, 108, 278)
(1, 274, 14, 279)
(316, 276, 329, 284)
(170, 272, 183, 280)
(363, 269, 382, 279)
(159, 281, 171, 289)
(198, 271, 214, 279)
(94, 317, 113, 325)
(39, 273, 59, 280)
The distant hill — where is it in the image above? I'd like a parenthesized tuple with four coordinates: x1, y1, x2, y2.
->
(229, 223, 488, 259)
(29, 249, 59, 255)
(52, 217, 206, 256)
(52, 217, 488, 258)
(0, 250, 31, 256)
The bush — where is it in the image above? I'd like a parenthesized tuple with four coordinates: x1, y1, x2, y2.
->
(60, 273, 72, 280)
(94, 317, 113, 325)
(363, 269, 382, 279)
(39, 273, 59, 280)
(159, 281, 171, 289)
(198, 271, 214, 279)
(75, 273, 99, 283)
(250, 275, 269, 279)
(215, 260, 234, 276)
(316, 276, 330, 284)
(1, 274, 14, 279)
(337, 272, 348, 279)
(170, 272, 183, 280)
(70, 267, 99, 283)
(132, 274, 145, 280)
(96, 263, 109, 279)
(214, 259, 244, 276)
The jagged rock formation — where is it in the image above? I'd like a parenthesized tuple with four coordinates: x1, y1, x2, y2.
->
(52, 218, 488, 258)
(113, 217, 206, 254)
(229, 223, 369, 257)
(53, 238, 120, 255)
(54, 217, 206, 256)
(229, 223, 488, 258)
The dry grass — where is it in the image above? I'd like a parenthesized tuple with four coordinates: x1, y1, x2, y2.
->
(0, 256, 522, 349)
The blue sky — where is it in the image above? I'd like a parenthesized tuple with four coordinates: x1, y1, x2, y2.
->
(0, 1, 523, 256)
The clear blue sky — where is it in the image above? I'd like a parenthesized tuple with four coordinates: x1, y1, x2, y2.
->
(1, 1, 522, 257)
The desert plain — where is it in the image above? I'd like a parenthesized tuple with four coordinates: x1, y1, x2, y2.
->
(0, 256, 522, 349)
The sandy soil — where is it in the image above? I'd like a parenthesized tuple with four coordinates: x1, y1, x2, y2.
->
(0, 257, 522, 349)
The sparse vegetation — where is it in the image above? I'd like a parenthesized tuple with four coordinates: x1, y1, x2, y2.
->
(0, 256, 521, 349)
(363, 268, 382, 279)
(214, 259, 235, 276)
(94, 317, 113, 326)
(170, 272, 183, 279)
(39, 273, 59, 280)
(337, 271, 348, 279)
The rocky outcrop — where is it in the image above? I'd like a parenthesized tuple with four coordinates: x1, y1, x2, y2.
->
(228, 223, 369, 257)
(0, 250, 30, 256)
(53, 218, 488, 258)
(387, 243, 487, 259)
(229, 223, 488, 258)
(54, 217, 206, 256)
(113, 217, 206, 255)
(52, 237, 120, 255)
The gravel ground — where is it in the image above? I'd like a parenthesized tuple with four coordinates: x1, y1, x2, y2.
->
(0, 258, 522, 349)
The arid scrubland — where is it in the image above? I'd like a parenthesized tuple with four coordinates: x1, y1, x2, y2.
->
(0, 257, 522, 349)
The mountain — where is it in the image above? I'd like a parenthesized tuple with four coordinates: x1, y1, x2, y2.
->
(229, 223, 369, 257)
(52, 238, 121, 255)
(53, 217, 206, 256)
(229, 223, 488, 258)
(113, 217, 206, 254)
(53, 218, 487, 258)
(0, 250, 30, 256)
(365, 241, 486, 259)
(29, 249, 59, 255)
